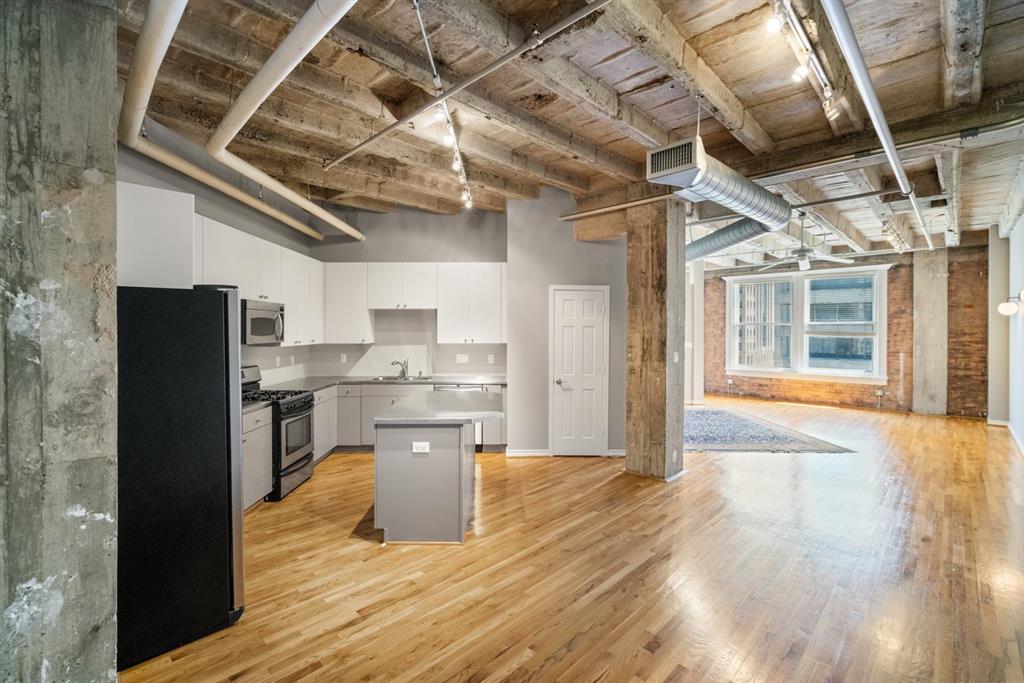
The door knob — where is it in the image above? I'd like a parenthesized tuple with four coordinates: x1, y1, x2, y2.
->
(555, 378, 563, 385)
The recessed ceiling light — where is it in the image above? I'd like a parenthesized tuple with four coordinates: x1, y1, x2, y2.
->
(766, 13, 784, 33)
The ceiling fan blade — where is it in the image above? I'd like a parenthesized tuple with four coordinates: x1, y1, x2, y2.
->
(758, 260, 790, 272)
(816, 254, 855, 264)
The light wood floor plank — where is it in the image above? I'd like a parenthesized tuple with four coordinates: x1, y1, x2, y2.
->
(121, 397, 1024, 683)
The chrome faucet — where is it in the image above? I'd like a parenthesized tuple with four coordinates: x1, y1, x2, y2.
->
(391, 358, 409, 380)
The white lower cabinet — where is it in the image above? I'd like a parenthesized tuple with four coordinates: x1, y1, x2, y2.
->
(241, 408, 273, 510)
(482, 385, 505, 446)
(338, 396, 361, 446)
(313, 389, 338, 460)
(360, 396, 395, 446)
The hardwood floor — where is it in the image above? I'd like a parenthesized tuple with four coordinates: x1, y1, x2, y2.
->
(121, 397, 1024, 683)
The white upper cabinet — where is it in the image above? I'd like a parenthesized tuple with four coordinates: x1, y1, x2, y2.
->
(437, 263, 471, 343)
(117, 182, 195, 288)
(253, 239, 282, 304)
(402, 262, 438, 309)
(367, 262, 438, 309)
(308, 257, 324, 345)
(201, 216, 256, 297)
(280, 248, 309, 347)
(469, 262, 502, 343)
(325, 262, 375, 344)
(366, 262, 404, 309)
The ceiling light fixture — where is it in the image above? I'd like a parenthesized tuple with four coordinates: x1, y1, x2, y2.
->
(766, 13, 784, 33)
(410, 0, 472, 211)
(791, 64, 809, 82)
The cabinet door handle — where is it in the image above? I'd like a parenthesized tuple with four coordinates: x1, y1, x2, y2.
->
(254, 418, 261, 424)
(242, 437, 248, 444)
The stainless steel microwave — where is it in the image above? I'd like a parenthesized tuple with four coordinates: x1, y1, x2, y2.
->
(241, 299, 284, 346)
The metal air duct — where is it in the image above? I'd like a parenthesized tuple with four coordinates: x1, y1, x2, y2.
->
(647, 136, 792, 231)
(647, 136, 794, 261)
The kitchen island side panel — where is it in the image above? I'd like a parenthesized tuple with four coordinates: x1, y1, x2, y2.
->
(374, 425, 466, 542)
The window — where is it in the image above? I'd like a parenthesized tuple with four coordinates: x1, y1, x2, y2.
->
(725, 266, 889, 383)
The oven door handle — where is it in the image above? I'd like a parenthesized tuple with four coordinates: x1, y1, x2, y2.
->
(280, 408, 312, 424)
(280, 452, 314, 475)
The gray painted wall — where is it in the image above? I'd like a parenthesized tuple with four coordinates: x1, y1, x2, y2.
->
(988, 227, 1010, 423)
(117, 118, 314, 254)
(310, 205, 506, 262)
(1008, 227, 1024, 450)
(507, 188, 627, 453)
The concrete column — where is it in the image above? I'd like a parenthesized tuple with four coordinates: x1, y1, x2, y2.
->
(624, 199, 685, 481)
(684, 259, 705, 404)
(988, 227, 1010, 423)
(912, 249, 949, 414)
(1, 0, 118, 678)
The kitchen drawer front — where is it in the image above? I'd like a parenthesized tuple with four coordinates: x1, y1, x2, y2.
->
(360, 384, 434, 397)
(313, 386, 338, 404)
(337, 384, 361, 397)
(242, 407, 272, 434)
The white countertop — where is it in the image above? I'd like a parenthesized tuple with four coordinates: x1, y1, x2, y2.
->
(373, 390, 504, 425)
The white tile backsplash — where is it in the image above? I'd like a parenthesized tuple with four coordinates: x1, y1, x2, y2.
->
(243, 310, 507, 382)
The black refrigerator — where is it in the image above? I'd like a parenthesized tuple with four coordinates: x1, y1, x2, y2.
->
(117, 285, 245, 670)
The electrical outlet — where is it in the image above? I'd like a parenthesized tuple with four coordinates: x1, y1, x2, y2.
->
(455, 353, 469, 364)
(726, 378, 734, 385)
(275, 356, 281, 368)
(487, 354, 494, 364)
(874, 389, 885, 397)
(339, 353, 347, 364)
(290, 355, 295, 366)
(411, 441, 430, 453)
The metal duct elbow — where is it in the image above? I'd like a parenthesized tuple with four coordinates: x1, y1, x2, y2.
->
(686, 217, 771, 263)
(647, 137, 792, 231)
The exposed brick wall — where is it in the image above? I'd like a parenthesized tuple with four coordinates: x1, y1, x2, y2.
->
(705, 249, 990, 415)
(704, 255, 915, 411)
(947, 245, 988, 417)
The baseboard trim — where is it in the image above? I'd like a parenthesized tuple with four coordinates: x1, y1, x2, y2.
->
(987, 418, 1009, 427)
(606, 449, 625, 457)
(506, 449, 551, 457)
(1010, 423, 1024, 456)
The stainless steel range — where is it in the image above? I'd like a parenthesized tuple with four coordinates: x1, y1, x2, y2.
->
(242, 366, 314, 501)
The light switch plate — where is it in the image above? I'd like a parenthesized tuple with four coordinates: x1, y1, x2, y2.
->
(455, 354, 469, 364)
(412, 441, 430, 453)
(487, 354, 494, 364)
(339, 353, 347, 364)
(275, 356, 281, 368)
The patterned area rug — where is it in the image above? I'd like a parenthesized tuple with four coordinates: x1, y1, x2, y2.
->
(684, 408, 851, 453)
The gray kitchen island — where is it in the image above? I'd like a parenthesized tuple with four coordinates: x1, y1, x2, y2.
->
(373, 390, 503, 544)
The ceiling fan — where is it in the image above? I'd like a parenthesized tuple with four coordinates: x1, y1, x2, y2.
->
(759, 216, 854, 272)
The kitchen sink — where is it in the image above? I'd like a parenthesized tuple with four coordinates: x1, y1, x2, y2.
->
(370, 376, 432, 381)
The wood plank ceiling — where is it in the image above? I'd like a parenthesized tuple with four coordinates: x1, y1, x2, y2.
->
(116, 0, 1024, 258)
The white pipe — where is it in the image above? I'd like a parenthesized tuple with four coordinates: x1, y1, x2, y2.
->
(206, 0, 358, 155)
(118, 0, 363, 241)
(203, 0, 365, 240)
(133, 139, 324, 240)
(821, 0, 934, 249)
(212, 148, 363, 240)
(118, 0, 188, 146)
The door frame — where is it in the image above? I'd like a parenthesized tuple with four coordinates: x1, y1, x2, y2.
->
(548, 285, 611, 456)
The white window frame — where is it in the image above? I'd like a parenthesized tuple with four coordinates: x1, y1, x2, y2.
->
(724, 264, 891, 385)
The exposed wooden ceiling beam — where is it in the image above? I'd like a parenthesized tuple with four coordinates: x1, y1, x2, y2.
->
(733, 89, 1024, 185)
(846, 166, 921, 249)
(327, 195, 397, 214)
(145, 101, 508, 211)
(221, 0, 641, 183)
(425, 0, 670, 148)
(940, 0, 986, 109)
(934, 150, 962, 246)
(781, 180, 871, 251)
(586, 0, 775, 155)
(998, 159, 1024, 238)
(785, 0, 866, 135)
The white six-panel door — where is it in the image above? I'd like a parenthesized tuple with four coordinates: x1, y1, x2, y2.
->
(550, 287, 609, 456)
